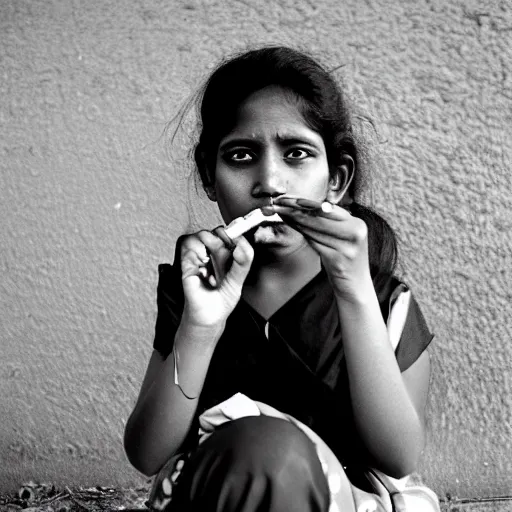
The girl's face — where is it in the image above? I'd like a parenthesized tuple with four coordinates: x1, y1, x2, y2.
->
(213, 86, 340, 252)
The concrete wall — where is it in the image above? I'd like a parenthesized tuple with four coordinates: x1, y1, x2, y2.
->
(1, 0, 511, 499)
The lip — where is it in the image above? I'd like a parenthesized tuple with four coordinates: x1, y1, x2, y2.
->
(251, 221, 287, 244)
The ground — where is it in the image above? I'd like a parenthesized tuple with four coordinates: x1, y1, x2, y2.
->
(0, 483, 511, 511)
(0, 482, 152, 511)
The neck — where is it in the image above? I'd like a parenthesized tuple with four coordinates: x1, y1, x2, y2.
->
(242, 242, 322, 320)
(246, 242, 321, 286)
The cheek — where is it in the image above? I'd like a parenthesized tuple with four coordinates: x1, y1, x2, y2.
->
(293, 173, 330, 197)
(214, 172, 248, 220)
(214, 173, 242, 200)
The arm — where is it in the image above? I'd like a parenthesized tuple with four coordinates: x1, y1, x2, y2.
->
(269, 197, 431, 478)
(124, 321, 223, 476)
(336, 283, 430, 477)
(124, 232, 254, 476)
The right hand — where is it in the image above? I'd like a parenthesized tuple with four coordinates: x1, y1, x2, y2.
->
(180, 230, 254, 329)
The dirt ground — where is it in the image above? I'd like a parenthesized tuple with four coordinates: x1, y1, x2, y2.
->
(1, 482, 511, 511)
(0, 482, 152, 511)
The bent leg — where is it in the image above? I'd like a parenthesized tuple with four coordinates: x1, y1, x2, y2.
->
(172, 416, 330, 512)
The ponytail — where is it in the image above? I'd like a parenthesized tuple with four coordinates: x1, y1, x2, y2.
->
(349, 202, 398, 296)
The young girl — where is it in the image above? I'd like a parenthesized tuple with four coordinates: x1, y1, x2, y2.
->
(124, 46, 435, 512)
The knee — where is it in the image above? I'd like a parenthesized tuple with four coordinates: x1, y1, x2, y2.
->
(207, 416, 325, 484)
(226, 416, 315, 461)
(176, 416, 330, 511)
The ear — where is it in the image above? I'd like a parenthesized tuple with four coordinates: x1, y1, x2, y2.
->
(196, 146, 217, 202)
(326, 155, 354, 204)
(202, 166, 217, 202)
(205, 183, 217, 202)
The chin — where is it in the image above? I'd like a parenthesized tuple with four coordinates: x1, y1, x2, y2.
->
(249, 224, 287, 244)
(251, 226, 308, 256)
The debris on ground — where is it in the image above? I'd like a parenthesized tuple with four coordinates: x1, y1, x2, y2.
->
(0, 481, 152, 511)
(2, 482, 512, 511)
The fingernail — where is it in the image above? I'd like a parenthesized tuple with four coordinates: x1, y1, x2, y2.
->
(261, 206, 275, 215)
(296, 198, 323, 209)
(273, 197, 298, 206)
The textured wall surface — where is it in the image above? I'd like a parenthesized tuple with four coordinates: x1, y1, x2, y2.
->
(1, 0, 511, 499)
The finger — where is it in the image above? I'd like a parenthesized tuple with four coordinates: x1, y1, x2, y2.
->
(180, 240, 212, 281)
(196, 230, 232, 269)
(196, 230, 234, 286)
(195, 230, 229, 256)
(212, 226, 236, 252)
(180, 234, 211, 263)
(263, 202, 351, 222)
(181, 246, 209, 267)
(265, 205, 353, 238)
(223, 235, 254, 287)
(297, 219, 369, 255)
(181, 253, 207, 280)
(180, 231, 229, 286)
(290, 223, 342, 250)
(273, 196, 341, 214)
(271, 197, 324, 214)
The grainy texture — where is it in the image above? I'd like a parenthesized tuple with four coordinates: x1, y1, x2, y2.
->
(0, 0, 511, 500)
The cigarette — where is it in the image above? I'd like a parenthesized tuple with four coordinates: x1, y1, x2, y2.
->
(321, 202, 334, 213)
(281, 197, 335, 214)
(224, 209, 283, 239)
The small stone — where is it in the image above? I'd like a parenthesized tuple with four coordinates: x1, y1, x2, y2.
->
(18, 487, 34, 501)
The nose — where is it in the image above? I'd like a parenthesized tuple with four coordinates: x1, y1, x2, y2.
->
(251, 152, 287, 201)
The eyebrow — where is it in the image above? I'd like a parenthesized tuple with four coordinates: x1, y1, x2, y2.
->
(219, 132, 321, 151)
(219, 138, 261, 152)
(275, 133, 319, 146)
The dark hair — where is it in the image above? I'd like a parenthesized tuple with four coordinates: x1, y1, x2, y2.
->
(192, 46, 398, 293)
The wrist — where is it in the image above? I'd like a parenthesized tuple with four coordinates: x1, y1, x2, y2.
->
(179, 311, 226, 344)
(331, 274, 377, 306)
(334, 283, 388, 343)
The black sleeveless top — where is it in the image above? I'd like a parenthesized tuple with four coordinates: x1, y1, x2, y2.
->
(153, 258, 433, 469)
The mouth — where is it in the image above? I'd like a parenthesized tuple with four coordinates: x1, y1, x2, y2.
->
(224, 209, 283, 239)
(251, 222, 287, 244)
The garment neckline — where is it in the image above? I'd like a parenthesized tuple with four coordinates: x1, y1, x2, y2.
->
(240, 267, 327, 323)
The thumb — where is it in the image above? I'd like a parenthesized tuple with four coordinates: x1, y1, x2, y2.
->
(223, 236, 254, 288)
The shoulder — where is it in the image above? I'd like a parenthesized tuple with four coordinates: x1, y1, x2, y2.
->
(153, 262, 184, 359)
(383, 277, 434, 372)
(158, 262, 179, 279)
(156, 234, 188, 291)
(156, 262, 183, 301)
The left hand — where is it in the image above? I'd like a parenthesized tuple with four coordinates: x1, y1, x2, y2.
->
(264, 197, 374, 301)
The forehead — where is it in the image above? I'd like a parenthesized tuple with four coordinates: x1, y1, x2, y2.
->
(225, 86, 322, 142)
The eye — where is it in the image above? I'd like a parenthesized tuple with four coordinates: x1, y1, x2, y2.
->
(225, 149, 253, 163)
(285, 148, 311, 161)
